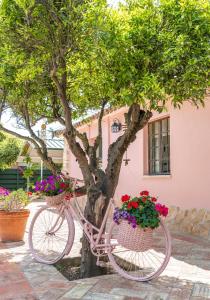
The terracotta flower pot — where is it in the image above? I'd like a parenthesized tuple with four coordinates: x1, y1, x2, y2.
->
(0, 209, 30, 242)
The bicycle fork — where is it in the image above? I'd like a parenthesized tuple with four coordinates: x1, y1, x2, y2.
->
(46, 206, 65, 235)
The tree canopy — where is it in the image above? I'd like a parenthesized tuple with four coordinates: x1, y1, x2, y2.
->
(0, 132, 22, 169)
(0, 0, 209, 122)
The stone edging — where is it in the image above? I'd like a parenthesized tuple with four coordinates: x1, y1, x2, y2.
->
(166, 206, 210, 239)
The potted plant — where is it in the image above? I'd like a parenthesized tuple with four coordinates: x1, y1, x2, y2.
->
(34, 175, 73, 206)
(0, 189, 31, 242)
(113, 190, 169, 251)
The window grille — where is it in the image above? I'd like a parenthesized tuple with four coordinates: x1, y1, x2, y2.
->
(148, 118, 170, 175)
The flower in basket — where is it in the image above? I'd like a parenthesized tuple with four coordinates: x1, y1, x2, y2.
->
(113, 191, 169, 230)
(34, 175, 72, 196)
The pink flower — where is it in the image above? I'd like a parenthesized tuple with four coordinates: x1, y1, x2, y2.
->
(155, 203, 169, 217)
(0, 187, 10, 196)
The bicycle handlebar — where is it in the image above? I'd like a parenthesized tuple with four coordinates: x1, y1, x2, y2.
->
(60, 171, 85, 183)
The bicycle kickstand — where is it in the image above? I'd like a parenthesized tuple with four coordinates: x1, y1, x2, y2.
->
(96, 256, 107, 268)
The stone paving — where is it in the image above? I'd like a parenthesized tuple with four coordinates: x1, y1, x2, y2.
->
(0, 201, 210, 299)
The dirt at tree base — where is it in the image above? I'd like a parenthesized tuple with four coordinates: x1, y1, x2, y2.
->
(54, 256, 115, 281)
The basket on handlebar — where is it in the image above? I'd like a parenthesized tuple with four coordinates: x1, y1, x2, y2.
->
(45, 189, 86, 207)
(45, 192, 67, 207)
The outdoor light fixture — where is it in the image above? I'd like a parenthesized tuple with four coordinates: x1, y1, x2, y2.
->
(111, 119, 122, 133)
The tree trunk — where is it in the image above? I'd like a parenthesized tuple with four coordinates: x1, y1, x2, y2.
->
(75, 107, 152, 278)
(80, 180, 111, 278)
(42, 157, 59, 176)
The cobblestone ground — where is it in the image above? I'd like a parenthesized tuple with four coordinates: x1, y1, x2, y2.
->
(0, 202, 210, 300)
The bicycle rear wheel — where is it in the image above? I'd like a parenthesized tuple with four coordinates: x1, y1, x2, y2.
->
(107, 219, 171, 281)
(29, 205, 75, 264)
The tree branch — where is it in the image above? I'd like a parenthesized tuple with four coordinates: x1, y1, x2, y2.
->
(50, 55, 94, 184)
(0, 123, 58, 174)
(64, 129, 95, 185)
(0, 88, 7, 119)
(22, 105, 48, 154)
(93, 100, 107, 152)
(0, 123, 41, 150)
(74, 129, 90, 153)
(105, 104, 152, 197)
(50, 58, 73, 131)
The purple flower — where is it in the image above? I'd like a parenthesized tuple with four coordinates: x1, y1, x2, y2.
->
(113, 207, 137, 229)
(34, 175, 70, 196)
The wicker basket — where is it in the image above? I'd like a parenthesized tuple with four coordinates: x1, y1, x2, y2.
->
(117, 221, 153, 252)
(45, 192, 67, 207)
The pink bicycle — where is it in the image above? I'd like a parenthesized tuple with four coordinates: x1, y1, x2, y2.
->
(29, 179, 171, 282)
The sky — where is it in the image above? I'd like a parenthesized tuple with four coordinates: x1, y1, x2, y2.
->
(1, 110, 63, 138)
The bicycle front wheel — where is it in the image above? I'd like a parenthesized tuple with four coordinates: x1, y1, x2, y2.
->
(29, 205, 75, 264)
(107, 219, 171, 281)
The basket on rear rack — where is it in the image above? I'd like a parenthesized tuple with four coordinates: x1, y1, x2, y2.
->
(117, 220, 153, 252)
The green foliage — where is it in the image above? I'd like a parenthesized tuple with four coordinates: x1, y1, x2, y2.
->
(0, 188, 30, 211)
(0, 0, 209, 124)
(63, 0, 210, 114)
(22, 155, 36, 179)
(122, 197, 160, 229)
(0, 132, 22, 169)
(22, 155, 36, 190)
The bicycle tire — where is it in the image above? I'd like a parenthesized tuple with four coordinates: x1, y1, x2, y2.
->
(29, 205, 75, 264)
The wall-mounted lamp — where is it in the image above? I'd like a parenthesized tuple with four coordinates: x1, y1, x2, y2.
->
(111, 119, 122, 133)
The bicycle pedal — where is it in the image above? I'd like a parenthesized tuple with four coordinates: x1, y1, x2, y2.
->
(96, 261, 107, 268)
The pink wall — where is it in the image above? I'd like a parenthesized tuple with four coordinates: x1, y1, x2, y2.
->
(63, 97, 210, 210)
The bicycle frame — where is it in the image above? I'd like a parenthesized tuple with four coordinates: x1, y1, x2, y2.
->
(57, 175, 117, 253)
(67, 194, 116, 254)
(30, 175, 171, 281)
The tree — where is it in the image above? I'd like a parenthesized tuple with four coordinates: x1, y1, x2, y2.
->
(0, 1, 62, 174)
(0, 0, 209, 277)
(0, 132, 22, 169)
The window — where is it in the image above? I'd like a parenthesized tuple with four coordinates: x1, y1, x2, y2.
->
(148, 118, 170, 175)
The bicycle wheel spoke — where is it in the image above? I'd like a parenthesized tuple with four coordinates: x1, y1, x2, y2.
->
(107, 220, 171, 281)
(29, 206, 74, 264)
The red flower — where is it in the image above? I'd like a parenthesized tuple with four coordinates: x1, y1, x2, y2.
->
(127, 201, 138, 209)
(140, 190, 149, 196)
(127, 202, 132, 209)
(65, 194, 71, 201)
(121, 194, 130, 202)
(151, 197, 157, 202)
(27, 192, 32, 196)
(131, 202, 138, 208)
(141, 196, 148, 202)
(60, 182, 67, 189)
